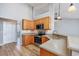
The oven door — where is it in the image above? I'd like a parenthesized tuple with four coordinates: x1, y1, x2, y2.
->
(34, 36, 41, 44)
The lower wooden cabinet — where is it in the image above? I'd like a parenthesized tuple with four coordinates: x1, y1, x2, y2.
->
(22, 35, 48, 46)
(41, 36, 48, 43)
(22, 35, 34, 46)
(40, 48, 57, 56)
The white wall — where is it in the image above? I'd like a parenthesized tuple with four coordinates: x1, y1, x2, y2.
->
(54, 3, 79, 36)
(55, 19, 79, 36)
(0, 3, 32, 21)
(34, 12, 49, 19)
(0, 3, 32, 45)
(0, 3, 32, 33)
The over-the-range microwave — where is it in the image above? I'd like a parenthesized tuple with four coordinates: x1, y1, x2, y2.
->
(36, 24, 44, 30)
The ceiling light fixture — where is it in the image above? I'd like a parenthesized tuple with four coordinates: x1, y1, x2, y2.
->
(68, 3, 76, 13)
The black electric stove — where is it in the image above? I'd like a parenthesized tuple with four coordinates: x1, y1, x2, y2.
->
(34, 31, 45, 45)
(34, 35, 41, 44)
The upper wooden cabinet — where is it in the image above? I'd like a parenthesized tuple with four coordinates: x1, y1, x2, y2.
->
(35, 16, 51, 30)
(22, 19, 35, 30)
(22, 16, 51, 30)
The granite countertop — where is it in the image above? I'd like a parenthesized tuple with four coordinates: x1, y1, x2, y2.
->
(40, 34, 68, 56)
(22, 33, 36, 35)
(45, 34, 67, 40)
(67, 36, 79, 52)
(40, 34, 79, 55)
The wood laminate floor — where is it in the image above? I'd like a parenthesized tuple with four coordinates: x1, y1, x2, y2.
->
(0, 42, 40, 56)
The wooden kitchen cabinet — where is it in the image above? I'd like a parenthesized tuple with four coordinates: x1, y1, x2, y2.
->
(40, 16, 50, 30)
(41, 36, 49, 43)
(22, 16, 50, 30)
(40, 48, 57, 56)
(34, 16, 50, 30)
(22, 19, 35, 30)
(22, 35, 34, 46)
(35, 19, 42, 24)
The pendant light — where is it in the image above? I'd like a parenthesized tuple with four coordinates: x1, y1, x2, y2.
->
(68, 3, 76, 13)
(54, 12, 57, 20)
(57, 3, 62, 20)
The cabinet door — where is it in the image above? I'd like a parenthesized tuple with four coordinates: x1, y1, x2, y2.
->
(34, 16, 50, 30)
(30, 35, 34, 44)
(43, 17, 50, 29)
(41, 36, 48, 43)
(25, 35, 31, 45)
(30, 21, 35, 29)
(22, 35, 34, 46)
(22, 19, 34, 30)
(40, 48, 57, 56)
(41, 16, 50, 29)
(22, 35, 30, 46)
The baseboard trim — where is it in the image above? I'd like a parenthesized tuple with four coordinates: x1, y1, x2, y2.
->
(0, 44, 4, 46)
(0, 42, 17, 46)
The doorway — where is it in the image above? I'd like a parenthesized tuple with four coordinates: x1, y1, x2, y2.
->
(0, 17, 17, 45)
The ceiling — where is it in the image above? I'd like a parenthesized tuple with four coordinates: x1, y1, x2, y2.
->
(28, 3, 49, 8)
(28, 3, 79, 19)
(28, 3, 49, 16)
